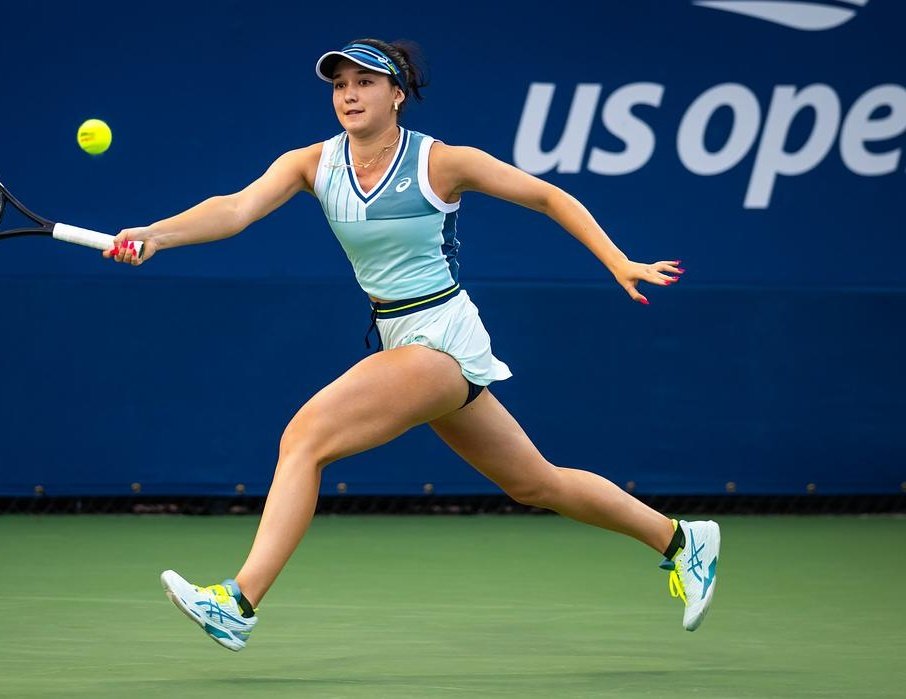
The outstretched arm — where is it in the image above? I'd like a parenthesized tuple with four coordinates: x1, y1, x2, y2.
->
(106, 144, 321, 264)
(431, 144, 683, 304)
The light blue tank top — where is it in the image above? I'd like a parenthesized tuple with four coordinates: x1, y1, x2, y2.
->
(313, 128, 461, 300)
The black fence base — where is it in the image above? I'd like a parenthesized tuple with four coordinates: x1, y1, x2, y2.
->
(1, 493, 904, 516)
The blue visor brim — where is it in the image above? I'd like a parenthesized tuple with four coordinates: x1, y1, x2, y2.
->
(315, 46, 407, 94)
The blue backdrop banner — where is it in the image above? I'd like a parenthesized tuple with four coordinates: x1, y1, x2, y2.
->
(1, 0, 902, 496)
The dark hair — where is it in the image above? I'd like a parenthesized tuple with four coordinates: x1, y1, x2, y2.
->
(349, 37, 429, 112)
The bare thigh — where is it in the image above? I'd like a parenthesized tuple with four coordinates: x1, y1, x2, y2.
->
(429, 389, 557, 500)
(282, 344, 469, 467)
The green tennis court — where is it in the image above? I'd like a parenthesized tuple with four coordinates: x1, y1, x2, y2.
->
(1, 514, 903, 698)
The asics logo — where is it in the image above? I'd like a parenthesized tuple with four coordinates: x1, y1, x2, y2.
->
(395, 177, 412, 192)
(686, 530, 706, 583)
(687, 530, 718, 599)
(693, 0, 868, 32)
(196, 600, 243, 625)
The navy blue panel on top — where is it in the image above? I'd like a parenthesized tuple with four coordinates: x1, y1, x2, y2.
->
(441, 211, 460, 283)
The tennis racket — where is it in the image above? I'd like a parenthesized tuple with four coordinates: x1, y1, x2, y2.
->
(0, 180, 143, 258)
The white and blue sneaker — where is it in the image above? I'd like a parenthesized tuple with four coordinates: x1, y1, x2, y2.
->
(659, 520, 720, 631)
(160, 570, 257, 651)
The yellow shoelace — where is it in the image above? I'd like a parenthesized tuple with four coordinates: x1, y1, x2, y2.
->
(668, 569, 687, 604)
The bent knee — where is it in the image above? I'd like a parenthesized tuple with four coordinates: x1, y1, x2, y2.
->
(503, 465, 561, 508)
(278, 414, 340, 471)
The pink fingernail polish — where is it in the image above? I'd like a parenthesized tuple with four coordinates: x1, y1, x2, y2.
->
(677, 268, 686, 273)
(640, 298, 650, 305)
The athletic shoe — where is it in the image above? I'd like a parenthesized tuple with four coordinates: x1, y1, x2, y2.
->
(659, 520, 720, 631)
(160, 569, 257, 651)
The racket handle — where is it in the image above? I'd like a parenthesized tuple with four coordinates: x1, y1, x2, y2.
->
(52, 222, 144, 258)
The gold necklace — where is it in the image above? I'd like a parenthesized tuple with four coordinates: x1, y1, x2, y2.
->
(351, 131, 401, 170)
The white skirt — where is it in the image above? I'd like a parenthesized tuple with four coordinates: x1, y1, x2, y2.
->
(376, 290, 512, 386)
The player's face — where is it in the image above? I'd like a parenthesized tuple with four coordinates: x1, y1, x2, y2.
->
(331, 60, 400, 134)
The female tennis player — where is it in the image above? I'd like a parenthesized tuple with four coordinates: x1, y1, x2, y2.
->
(106, 39, 720, 651)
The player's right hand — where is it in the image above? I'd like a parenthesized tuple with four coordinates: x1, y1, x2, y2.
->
(103, 227, 158, 265)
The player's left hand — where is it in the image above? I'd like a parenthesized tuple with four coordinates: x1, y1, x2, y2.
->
(612, 259, 684, 305)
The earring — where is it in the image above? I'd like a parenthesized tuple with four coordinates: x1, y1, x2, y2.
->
(392, 102, 399, 112)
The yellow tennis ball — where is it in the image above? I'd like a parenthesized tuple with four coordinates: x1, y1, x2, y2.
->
(77, 119, 112, 155)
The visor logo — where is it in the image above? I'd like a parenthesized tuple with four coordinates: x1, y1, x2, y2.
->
(693, 0, 868, 31)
